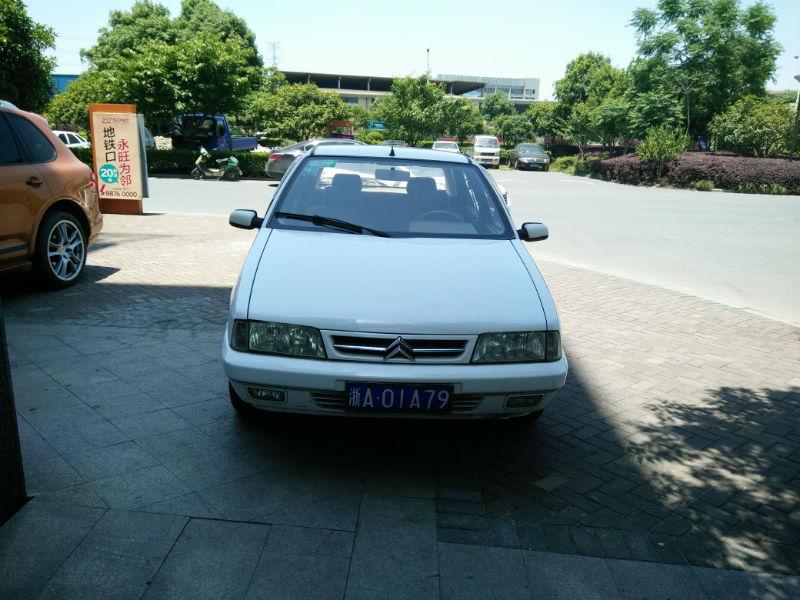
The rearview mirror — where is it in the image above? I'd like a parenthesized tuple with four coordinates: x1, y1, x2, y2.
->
(229, 209, 262, 230)
(517, 222, 548, 242)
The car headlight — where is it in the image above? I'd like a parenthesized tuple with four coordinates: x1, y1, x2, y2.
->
(231, 320, 326, 358)
(471, 331, 561, 363)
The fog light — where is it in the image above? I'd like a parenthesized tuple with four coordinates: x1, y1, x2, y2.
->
(505, 394, 543, 409)
(247, 386, 286, 403)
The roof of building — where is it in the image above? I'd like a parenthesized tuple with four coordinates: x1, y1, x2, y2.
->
(312, 144, 470, 164)
(282, 71, 484, 95)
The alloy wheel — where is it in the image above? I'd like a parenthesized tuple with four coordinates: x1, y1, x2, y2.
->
(47, 220, 85, 282)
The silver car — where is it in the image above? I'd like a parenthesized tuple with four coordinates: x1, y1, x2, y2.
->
(265, 138, 365, 179)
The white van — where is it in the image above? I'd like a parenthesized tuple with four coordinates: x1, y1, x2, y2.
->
(471, 135, 501, 168)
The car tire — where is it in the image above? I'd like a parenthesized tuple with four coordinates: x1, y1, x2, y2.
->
(229, 383, 258, 417)
(34, 211, 87, 289)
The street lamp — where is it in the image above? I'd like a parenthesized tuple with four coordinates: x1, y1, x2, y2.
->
(794, 74, 800, 154)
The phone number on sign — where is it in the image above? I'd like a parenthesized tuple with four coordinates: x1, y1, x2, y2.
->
(101, 189, 140, 198)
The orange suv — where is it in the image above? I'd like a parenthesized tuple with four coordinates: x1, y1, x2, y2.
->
(0, 101, 102, 288)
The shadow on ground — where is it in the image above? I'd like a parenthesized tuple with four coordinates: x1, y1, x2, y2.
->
(3, 266, 798, 576)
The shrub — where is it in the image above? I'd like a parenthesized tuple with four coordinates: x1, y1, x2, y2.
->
(637, 125, 686, 178)
(590, 152, 800, 194)
(550, 156, 576, 174)
(689, 179, 714, 191)
(709, 96, 793, 158)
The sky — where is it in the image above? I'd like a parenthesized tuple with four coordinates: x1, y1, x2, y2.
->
(26, 0, 800, 100)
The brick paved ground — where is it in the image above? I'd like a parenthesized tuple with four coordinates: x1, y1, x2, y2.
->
(1, 213, 798, 599)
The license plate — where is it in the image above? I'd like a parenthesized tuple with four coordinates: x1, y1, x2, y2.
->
(345, 382, 452, 413)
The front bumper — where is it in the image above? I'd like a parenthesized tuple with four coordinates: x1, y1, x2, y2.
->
(222, 335, 568, 419)
(519, 160, 549, 170)
(475, 155, 500, 166)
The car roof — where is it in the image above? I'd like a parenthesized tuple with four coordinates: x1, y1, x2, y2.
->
(312, 144, 471, 164)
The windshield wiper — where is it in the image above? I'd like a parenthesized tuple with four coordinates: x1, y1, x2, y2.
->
(273, 212, 392, 238)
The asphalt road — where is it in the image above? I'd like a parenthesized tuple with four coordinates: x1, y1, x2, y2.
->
(143, 172, 800, 325)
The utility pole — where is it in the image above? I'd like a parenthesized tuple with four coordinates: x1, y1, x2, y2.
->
(426, 49, 430, 75)
(0, 296, 26, 525)
(793, 73, 800, 155)
(268, 42, 280, 68)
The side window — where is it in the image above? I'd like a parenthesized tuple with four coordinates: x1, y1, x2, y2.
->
(67, 134, 81, 144)
(58, 133, 69, 143)
(7, 114, 57, 163)
(0, 116, 23, 165)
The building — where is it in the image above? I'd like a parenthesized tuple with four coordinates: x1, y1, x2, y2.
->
(437, 74, 540, 111)
(52, 74, 79, 94)
(281, 71, 485, 109)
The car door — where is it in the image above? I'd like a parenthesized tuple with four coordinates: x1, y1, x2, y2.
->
(0, 113, 54, 262)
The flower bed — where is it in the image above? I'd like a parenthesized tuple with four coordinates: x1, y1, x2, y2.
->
(590, 152, 800, 194)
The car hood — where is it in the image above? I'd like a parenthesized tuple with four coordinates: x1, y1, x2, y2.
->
(475, 147, 500, 153)
(248, 229, 547, 334)
(520, 153, 548, 159)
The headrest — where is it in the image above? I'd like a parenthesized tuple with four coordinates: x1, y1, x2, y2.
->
(331, 173, 362, 193)
(406, 177, 437, 196)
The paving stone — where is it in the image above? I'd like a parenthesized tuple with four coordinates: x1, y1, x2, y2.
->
(606, 559, 709, 599)
(0, 501, 106, 600)
(523, 550, 620, 599)
(89, 465, 191, 510)
(66, 441, 160, 481)
(23, 454, 85, 494)
(36, 510, 187, 600)
(143, 518, 269, 600)
(438, 542, 529, 600)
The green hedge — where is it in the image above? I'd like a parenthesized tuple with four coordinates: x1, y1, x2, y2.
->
(70, 148, 270, 178)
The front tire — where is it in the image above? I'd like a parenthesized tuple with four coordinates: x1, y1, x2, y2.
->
(34, 211, 86, 289)
(229, 383, 257, 417)
(191, 167, 203, 180)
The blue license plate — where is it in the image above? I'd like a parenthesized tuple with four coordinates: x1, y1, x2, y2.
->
(345, 383, 452, 413)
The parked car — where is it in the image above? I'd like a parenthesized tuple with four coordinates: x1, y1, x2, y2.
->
(0, 104, 103, 287)
(432, 140, 461, 153)
(469, 135, 501, 168)
(265, 138, 366, 179)
(53, 130, 91, 149)
(380, 140, 408, 147)
(171, 114, 258, 152)
(224, 145, 567, 421)
(509, 143, 550, 170)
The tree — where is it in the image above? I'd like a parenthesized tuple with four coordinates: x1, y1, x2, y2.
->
(45, 70, 114, 130)
(592, 97, 633, 151)
(554, 52, 627, 124)
(371, 75, 447, 146)
(479, 92, 515, 122)
(637, 125, 686, 178)
(80, 0, 174, 69)
(174, 0, 261, 67)
(627, 86, 684, 138)
(709, 96, 793, 157)
(527, 101, 559, 141)
(560, 102, 595, 157)
(439, 97, 483, 142)
(493, 114, 532, 149)
(0, 0, 56, 111)
(260, 83, 348, 141)
(630, 0, 781, 138)
(51, 0, 262, 129)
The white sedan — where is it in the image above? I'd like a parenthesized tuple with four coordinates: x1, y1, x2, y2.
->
(223, 145, 567, 420)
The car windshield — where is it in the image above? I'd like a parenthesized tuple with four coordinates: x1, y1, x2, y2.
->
(518, 144, 545, 154)
(270, 156, 513, 239)
(176, 116, 216, 139)
(475, 137, 499, 148)
(434, 142, 458, 149)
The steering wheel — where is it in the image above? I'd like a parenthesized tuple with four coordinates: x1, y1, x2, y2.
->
(415, 210, 464, 222)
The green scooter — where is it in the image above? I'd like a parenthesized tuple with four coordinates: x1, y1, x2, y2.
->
(191, 147, 242, 181)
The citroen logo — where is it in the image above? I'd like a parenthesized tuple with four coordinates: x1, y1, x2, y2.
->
(384, 336, 415, 361)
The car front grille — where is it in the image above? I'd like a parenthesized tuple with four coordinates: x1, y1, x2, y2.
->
(330, 334, 469, 362)
(311, 391, 483, 413)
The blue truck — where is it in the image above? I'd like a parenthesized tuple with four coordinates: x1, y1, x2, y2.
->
(171, 114, 258, 152)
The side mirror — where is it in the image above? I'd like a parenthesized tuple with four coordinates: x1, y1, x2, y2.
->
(517, 222, 549, 242)
(229, 209, 262, 230)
